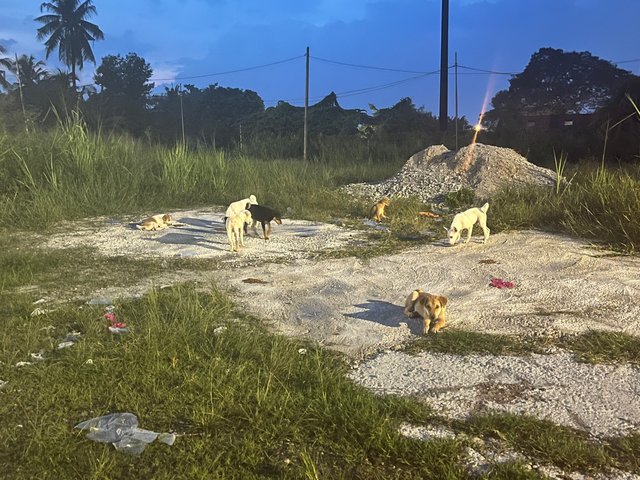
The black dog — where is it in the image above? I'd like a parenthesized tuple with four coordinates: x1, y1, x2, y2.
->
(247, 204, 283, 240)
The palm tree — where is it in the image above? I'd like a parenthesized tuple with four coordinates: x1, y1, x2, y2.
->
(34, 0, 104, 89)
(6, 55, 51, 88)
(0, 44, 10, 90)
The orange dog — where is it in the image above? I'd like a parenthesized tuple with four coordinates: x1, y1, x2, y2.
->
(403, 289, 448, 334)
(369, 197, 390, 222)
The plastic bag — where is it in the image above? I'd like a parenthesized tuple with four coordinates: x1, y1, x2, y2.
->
(75, 413, 175, 455)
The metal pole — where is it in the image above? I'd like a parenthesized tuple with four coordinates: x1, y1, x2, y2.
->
(439, 0, 449, 132)
(303, 46, 309, 161)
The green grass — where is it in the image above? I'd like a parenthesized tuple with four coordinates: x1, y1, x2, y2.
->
(0, 284, 473, 479)
(458, 414, 640, 475)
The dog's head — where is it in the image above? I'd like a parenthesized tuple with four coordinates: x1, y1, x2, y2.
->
(162, 214, 173, 224)
(444, 225, 461, 245)
(417, 293, 448, 321)
(248, 195, 258, 205)
(273, 211, 283, 225)
(379, 197, 390, 207)
(242, 210, 253, 224)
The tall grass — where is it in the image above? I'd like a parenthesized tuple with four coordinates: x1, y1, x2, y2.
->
(491, 163, 640, 252)
(0, 119, 402, 228)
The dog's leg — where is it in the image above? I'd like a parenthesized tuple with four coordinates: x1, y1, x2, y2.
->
(464, 227, 473, 244)
(227, 225, 235, 252)
(422, 317, 431, 336)
(430, 316, 446, 333)
(239, 225, 245, 248)
(479, 216, 490, 243)
(265, 222, 272, 240)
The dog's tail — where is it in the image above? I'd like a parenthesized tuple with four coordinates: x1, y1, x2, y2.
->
(480, 202, 489, 213)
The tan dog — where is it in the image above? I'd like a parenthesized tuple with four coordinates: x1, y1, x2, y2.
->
(404, 289, 448, 334)
(226, 210, 253, 252)
(369, 197, 390, 222)
(138, 214, 174, 231)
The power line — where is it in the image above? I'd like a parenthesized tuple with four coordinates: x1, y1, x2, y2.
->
(149, 54, 305, 82)
(310, 55, 430, 74)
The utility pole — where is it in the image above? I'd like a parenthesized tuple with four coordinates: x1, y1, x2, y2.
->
(455, 51, 459, 150)
(179, 84, 185, 144)
(439, 0, 449, 132)
(303, 46, 310, 161)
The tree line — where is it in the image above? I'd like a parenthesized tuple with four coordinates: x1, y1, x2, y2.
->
(1, 0, 638, 164)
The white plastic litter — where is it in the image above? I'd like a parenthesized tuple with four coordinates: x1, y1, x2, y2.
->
(75, 413, 176, 455)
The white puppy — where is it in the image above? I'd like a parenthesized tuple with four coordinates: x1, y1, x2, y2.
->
(226, 210, 253, 252)
(445, 202, 490, 245)
(225, 195, 258, 218)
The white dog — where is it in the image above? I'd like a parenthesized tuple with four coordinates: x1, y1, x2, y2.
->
(445, 202, 490, 245)
(225, 195, 258, 218)
(226, 210, 253, 252)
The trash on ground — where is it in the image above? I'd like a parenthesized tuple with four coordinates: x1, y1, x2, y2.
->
(417, 211, 440, 218)
(30, 351, 45, 361)
(490, 277, 515, 289)
(87, 297, 112, 305)
(75, 413, 176, 455)
(85, 359, 94, 365)
(15, 361, 33, 367)
(213, 326, 227, 335)
(30, 307, 51, 317)
(479, 259, 499, 264)
(104, 307, 128, 334)
(0, 379, 7, 389)
(32, 298, 47, 305)
(57, 341, 75, 350)
(298, 348, 308, 355)
(40, 325, 55, 332)
(242, 278, 269, 284)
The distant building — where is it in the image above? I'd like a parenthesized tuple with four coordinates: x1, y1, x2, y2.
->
(523, 113, 593, 131)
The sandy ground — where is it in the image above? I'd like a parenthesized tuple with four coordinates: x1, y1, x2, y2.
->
(43, 208, 640, 438)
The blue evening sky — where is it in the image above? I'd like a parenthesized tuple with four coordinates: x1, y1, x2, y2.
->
(1, 0, 638, 122)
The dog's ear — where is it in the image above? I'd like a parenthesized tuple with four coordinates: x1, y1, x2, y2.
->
(438, 295, 448, 307)
(245, 202, 251, 210)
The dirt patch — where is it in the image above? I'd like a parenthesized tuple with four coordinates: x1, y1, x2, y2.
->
(40, 210, 640, 438)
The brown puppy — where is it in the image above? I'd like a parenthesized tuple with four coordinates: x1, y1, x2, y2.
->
(369, 197, 390, 222)
(404, 289, 448, 334)
(138, 214, 174, 231)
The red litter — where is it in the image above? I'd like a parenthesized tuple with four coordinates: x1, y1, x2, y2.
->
(490, 277, 515, 289)
(103, 307, 128, 333)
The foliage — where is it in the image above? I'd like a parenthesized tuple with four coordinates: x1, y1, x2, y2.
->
(35, 0, 104, 87)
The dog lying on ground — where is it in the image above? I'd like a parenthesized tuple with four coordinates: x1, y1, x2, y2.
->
(225, 195, 258, 218)
(445, 202, 490, 245)
(137, 214, 174, 231)
(404, 289, 448, 334)
(226, 210, 253, 252)
(248, 204, 282, 240)
(369, 197, 390, 222)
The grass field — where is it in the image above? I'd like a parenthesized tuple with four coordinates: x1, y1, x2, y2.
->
(1, 121, 640, 478)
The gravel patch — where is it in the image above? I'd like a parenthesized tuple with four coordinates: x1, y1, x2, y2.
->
(340, 143, 558, 203)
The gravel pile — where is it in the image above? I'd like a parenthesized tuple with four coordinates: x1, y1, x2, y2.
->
(341, 143, 558, 204)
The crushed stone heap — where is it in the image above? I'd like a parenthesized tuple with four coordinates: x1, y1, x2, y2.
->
(341, 143, 558, 204)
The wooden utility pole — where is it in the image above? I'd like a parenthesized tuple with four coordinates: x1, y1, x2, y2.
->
(303, 46, 310, 161)
(439, 0, 449, 132)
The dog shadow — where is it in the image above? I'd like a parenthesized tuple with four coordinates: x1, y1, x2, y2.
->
(177, 216, 226, 234)
(345, 300, 423, 336)
(142, 232, 229, 252)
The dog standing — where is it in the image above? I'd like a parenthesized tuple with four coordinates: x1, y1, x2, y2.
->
(137, 214, 174, 231)
(248, 204, 282, 240)
(226, 210, 253, 252)
(404, 289, 448, 334)
(225, 195, 258, 218)
(445, 202, 490, 245)
(369, 197, 390, 222)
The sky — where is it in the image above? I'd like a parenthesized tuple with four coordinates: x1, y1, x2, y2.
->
(1, 0, 639, 123)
